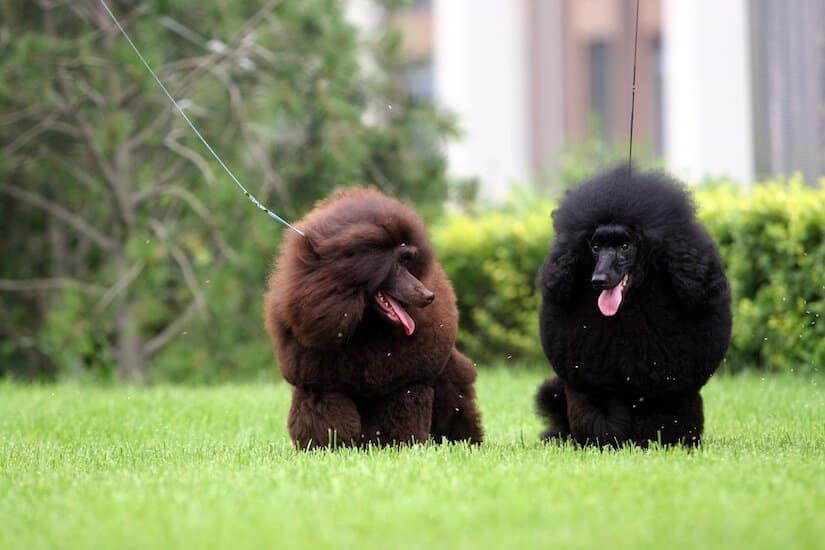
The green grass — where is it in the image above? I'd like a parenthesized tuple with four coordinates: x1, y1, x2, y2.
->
(1, 369, 823, 550)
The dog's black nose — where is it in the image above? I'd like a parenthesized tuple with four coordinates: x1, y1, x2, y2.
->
(421, 290, 435, 305)
(591, 273, 608, 289)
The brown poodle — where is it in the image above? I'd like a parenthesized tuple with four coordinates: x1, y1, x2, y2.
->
(265, 188, 483, 450)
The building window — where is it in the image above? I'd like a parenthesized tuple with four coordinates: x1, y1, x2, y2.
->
(405, 60, 434, 104)
(588, 40, 612, 142)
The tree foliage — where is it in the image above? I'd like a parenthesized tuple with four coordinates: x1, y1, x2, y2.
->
(0, 0, 457, 383)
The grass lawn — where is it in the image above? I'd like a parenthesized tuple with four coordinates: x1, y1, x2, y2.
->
(1, 369, 823, 550)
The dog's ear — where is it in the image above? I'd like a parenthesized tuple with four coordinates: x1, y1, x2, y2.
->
(267, 233, 371, 350)
(656, 224, 729, 311)
(284, 279, 366, 349)
(539, 233, 586, 304)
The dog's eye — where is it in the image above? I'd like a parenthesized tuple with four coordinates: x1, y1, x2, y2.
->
(621, 242, 630, 251)
(591, 244, 600, 253)
(399, 249, 415, 264)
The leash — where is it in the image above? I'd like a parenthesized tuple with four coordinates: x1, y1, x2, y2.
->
(627, 0, 640, 174)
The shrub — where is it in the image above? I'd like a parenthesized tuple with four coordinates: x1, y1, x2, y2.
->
(433, 191, 554, 365)
(696, 176, 824, 373)
(433, 176, 825, 374)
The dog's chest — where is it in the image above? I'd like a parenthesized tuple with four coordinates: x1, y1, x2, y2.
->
(334, 325, 453, 395)
(564, 292, 686, 383)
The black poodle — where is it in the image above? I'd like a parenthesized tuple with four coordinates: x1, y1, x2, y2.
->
(536, 168, 732, 447)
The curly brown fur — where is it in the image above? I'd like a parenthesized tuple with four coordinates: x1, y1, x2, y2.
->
(266, 188, 483, 450)
(536, 167, 732, 447)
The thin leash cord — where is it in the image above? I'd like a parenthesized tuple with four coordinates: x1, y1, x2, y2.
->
(627, 0, 640, 174)
(98, 0, 305, 237)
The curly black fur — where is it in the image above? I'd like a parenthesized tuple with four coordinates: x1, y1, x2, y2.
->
(536, 167, 732, 447)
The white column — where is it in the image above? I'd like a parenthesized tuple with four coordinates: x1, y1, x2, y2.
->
(434, 0, 531, 201)
(663, 0, 754, 185)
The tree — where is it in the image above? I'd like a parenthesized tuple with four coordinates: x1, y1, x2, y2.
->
(0, 0, 457, 383)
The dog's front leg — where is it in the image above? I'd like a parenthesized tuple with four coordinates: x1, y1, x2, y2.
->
(360, 384, 434, 446)
(288, 387, 361, 450)
(565, 386, 632, 447)
(632, 392, 705, 447)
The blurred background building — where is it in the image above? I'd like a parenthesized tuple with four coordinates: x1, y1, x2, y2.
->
(355, 0, 825, 199)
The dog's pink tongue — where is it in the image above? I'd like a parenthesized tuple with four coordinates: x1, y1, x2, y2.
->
(598, 284, 623, 317)
(385, 295, 416, 336)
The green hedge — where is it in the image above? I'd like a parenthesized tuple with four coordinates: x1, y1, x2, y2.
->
(433, 176, 825, 374)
